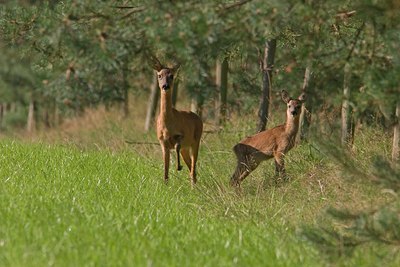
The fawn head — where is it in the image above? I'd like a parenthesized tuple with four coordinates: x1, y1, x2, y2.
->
(281, 90, 306, 117)
(150, 55, 180, 92)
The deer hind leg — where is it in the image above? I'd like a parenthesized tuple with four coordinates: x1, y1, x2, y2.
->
(230, 144, 243, 186)
(180, 148, 191, 171)
(175, 143, 183, 171)
(161, 145, 170, 184)
(241, 157, 260, 182)
(230, 161, 250, 187)
(230, 154, 260, 187)
(174, 135, 183, 171)
(189, 141, 200, 186)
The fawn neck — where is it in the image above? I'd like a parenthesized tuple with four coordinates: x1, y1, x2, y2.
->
(159, 90, 174, 121)
(285, 111, 300, 136)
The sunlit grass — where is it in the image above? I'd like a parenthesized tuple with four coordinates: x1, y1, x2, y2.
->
(0, 140, 323, 267)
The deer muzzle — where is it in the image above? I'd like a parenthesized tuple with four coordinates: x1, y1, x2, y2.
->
(162, 83, 170, 91)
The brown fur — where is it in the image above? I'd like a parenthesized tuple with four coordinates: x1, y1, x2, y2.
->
(230, 90, 305, 187)
(152, 62, 203, 186)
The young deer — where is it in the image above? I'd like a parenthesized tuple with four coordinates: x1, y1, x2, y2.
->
(230, 90, 305, 187)
(151, 57, 203, 186)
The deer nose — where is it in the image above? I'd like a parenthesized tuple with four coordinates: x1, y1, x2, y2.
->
(162, 83, 169, 90)
(291, 111, 297, 116)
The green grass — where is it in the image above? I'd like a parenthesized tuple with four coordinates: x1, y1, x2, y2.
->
(0, 141, 316, 267)
(0, 124, 399, 266)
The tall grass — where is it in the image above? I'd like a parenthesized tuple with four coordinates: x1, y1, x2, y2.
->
(1, 104, 399, 266)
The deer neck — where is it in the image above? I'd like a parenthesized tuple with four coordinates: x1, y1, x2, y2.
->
(159, 90, 174, 121)
(285, 114, 300, 136)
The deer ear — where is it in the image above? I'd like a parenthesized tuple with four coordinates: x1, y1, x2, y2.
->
(153, 62, 163, 72)
(281, 90, 291, 103)
(298, 92, 306, 102)
(148, 54, 164, 72)
(171, 62, 181, 73)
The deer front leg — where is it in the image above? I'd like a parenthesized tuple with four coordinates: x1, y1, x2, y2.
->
(274, 153, 287, 183)
(162, 145, 170, 183)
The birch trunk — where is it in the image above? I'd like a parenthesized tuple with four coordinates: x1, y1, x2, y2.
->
(341, 62, 353, 147)
(27, 95, 36, 133)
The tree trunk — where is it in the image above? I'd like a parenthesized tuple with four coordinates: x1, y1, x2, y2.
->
(215, 58, 228, 126)
(257, 39, 277, 132)
(10, 102, 16, 113)
(49, 99, 57, 127)
(54, 103, 62, 127)
(43, 106, 51, 128)
(341, 62, 353, 147)
(296, 67, 311, 143)
(27, 95, 36, 133)
(0, 104, 3, 130)
(172, 78, 179, 108)
(392, 100, 400, 162)
(122, 67, 130, 118)
(144, 73, 159, 132)
(2, 102, 8, 117)
(190, 96, 204, 118)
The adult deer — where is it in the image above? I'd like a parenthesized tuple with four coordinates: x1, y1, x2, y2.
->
(230, 90, 306, 187)
(150, 57, 203, 186)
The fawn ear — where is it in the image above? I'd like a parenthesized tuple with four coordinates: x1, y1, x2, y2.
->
(281, 90, 291, 103)
(298, 92, 306, 102)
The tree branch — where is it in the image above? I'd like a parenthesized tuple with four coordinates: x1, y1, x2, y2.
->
(346, 22, 365, 62)
(121, 6, 146, 19)
(218, 0, 253, 13)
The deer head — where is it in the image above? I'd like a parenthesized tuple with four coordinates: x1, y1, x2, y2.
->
(281, 90, 306, 117)
(149, 55, 180, 92)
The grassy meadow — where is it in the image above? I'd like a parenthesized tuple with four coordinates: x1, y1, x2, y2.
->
(0, 103, 399, 267)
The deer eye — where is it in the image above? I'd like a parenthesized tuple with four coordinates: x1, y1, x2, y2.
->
(288, 105, 292, 108)
(158, 75, 162, 79)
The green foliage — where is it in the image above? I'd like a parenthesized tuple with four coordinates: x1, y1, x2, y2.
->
(303, 132, 400, 260)
(3, 109, 27, 129)
(0, 0, 399, 127)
